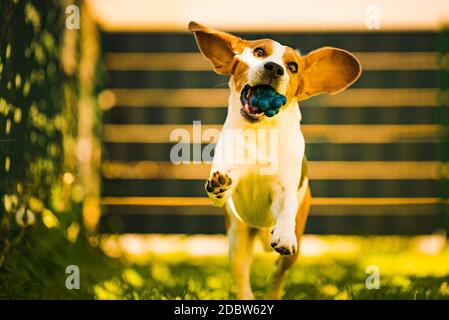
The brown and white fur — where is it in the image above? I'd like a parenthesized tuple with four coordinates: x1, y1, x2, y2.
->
(188, 21, 361, 299)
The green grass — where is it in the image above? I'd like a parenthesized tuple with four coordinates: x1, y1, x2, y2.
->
(0, 222, 121, 299)
(92, 252, 449, 300)
(1, 225, 449, 300)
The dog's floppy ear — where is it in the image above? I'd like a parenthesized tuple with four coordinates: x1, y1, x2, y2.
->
(297, 47, 361, 101)
(188, 21, 244, 75)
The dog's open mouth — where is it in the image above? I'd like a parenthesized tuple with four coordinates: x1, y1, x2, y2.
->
(240, 84, 285, 121)
(240, 84, 271, 121)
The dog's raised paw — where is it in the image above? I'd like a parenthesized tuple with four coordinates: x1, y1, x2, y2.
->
(270, 226, 297, 255)
(205, 171, 232, 197)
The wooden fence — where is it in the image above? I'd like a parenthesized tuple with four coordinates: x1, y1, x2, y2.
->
(100, 30, 449, 235)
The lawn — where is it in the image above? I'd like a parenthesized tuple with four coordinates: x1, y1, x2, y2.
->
(1, 225, 449, 300)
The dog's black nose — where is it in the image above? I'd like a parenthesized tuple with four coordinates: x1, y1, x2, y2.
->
(264, 62, 284, 77)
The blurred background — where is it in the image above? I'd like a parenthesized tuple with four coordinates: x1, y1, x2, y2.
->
(95, 0, 449, 235)
(1, 0, 449, 300)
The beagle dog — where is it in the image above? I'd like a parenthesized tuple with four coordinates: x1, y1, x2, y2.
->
(188, 21, 361, 299)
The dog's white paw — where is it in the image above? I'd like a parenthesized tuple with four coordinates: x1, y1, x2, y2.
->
(270, 224, 297, 255)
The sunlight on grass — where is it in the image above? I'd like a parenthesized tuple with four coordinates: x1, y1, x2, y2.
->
(91, 234, 449, 300)
(8, 233, 444, 300)
(122, 268, 144, 288)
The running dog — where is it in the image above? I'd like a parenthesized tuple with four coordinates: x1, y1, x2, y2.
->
(189, 21, 361, 299)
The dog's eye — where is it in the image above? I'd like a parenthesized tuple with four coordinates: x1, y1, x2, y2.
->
(253, 47, 265, 57)
(287, 62, 298, 73)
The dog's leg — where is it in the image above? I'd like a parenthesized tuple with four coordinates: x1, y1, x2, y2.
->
(225, 203, 256, 300)
(267, 185, 311, 299)
(270, 184, 300, 255)
(204, 130, 242, 208)
(205, 171, 235, 207)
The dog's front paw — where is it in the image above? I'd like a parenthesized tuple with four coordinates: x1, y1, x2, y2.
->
(205, 171, 232, 199)
(270, 225, 297, 255)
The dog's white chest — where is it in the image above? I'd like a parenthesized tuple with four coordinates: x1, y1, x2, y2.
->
(228, 173, 275, 228)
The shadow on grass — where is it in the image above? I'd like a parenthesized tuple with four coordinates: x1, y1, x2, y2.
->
(0, 222, 121, 299)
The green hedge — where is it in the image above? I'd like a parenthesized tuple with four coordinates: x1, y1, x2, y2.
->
(0, 0, 100, 268)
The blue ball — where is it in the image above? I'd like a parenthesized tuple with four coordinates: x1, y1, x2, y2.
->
(264, 89, 275, 97)
(271, 98, 282, 109)
(250, 96, 259, 106)
(280, 95, 287, 105)
(259, 99, 270, 111)
(274, 108, 280, 115)
(257, 87, 275, 97)
(265, 109, 276, 117)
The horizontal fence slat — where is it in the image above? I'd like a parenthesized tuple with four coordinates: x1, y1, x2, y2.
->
(101, 203, 442, 218)
(101, 32, 438, 53)
(99, 213, 443, 235)
(101, 196, 445, 207)
(108, 88, 440, 108)
(101, 179, 439, 198)
(104, 106, 441, 125)
(103, 124, 443, 144)
(101, 161, 443, 180)
(103, 142, 439, 161)
(104, 52, 441, 71)
(105, 70, 438, 89)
